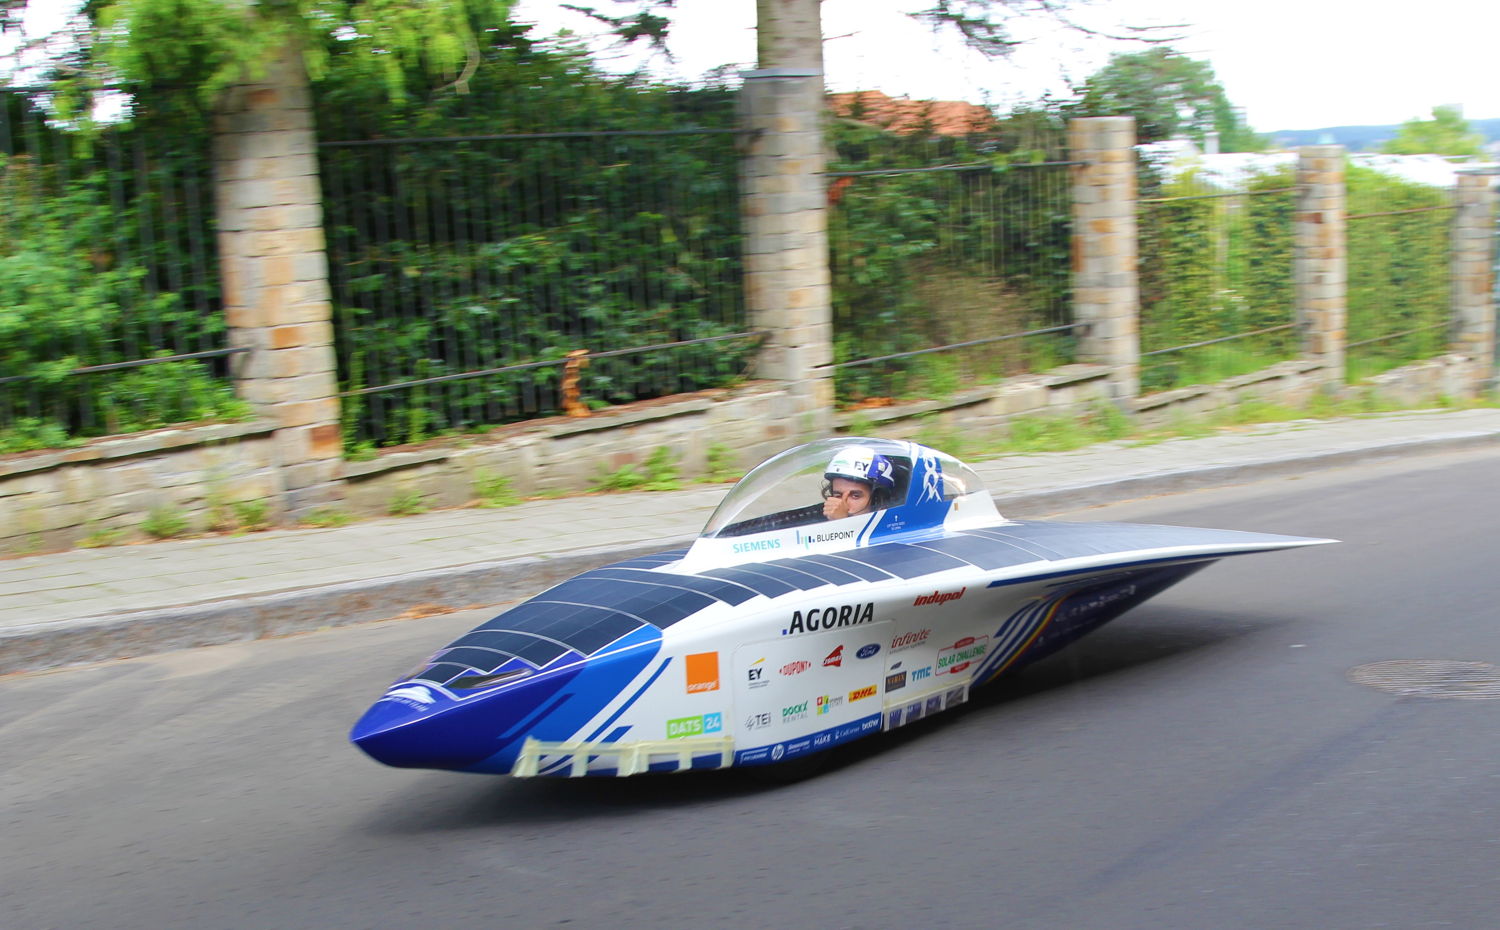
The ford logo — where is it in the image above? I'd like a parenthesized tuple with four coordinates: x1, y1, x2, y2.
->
(856, 644, 880, 659)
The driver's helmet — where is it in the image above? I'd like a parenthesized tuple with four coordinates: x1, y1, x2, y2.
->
(825, 445, 896, 491)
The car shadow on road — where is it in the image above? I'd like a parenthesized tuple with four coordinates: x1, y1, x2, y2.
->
(360, 604, 1292, 834)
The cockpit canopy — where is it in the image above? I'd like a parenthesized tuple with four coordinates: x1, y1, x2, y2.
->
(700, 437, 988, 539)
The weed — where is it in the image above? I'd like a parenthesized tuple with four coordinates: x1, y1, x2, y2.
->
(388, 489, 430, 516)
(593, 446, 682, 492)
(78, 524, 127, 548)
(232, 498, 271, 530)
(472, 469, 521, 508)
(702, 443, 740, 483)
(302, 507, 353, 528)
(346, 441, 378, 463)
(141, 505, 189, 539)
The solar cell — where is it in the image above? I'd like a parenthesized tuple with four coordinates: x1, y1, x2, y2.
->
(836, 543, 969, 579)
(912, 534, 1045, 570)
(437, 645, 516, 672)
(701, 566, 797, 598)
(796, 552, 896, 582)
(773, 555, 864, 585)
(459, 629, 575, 667)
(588, 567, 760, 606)
(752, 561, 834, 591)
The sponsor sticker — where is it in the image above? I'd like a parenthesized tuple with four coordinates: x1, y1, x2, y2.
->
(936, 636, 989, 676)
(856, 643, 880, 660)
(667, 713, 724, 739)
(745, 711, 772, 731)
(747, 657, 768, 689)
(910, 665, 933, 682)
(780, 660, 812, 677)
(732, 538, 782, 555)
(885, 671, 908, 692)
(685, 651, 720, 693)
(914, 586, 967, 607)
(816, 694, 843, 715)
(795, 527, 858, 548)
(781, 700, 810, 724)
(823, 645, 844, 668)
(784, 602, 875, 636)
(890, 628, 931, 652)
(849, 684, 878, 702)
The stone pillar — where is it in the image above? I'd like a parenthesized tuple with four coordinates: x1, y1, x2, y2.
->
(1451, 169, 1497, 383)
(1069, 116, 1140, 401)
(214, 46, 342, 515)
(1295, 145, 1347, 381)
(741, 0, 833, 431)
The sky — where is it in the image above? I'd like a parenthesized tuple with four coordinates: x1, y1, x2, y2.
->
(6, 0, 1498, 132)
(509, 0, 1500, 132)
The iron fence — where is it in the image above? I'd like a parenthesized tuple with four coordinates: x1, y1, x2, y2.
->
(826, 123, 1077, 405)
(1345, 168, 1454, 382)
(0, 91, 235, 452)
(1136, 166, 1299, 394)
(320, 108, 751, 450)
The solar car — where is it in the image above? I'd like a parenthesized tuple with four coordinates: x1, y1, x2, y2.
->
(351, 437, 1331, 777)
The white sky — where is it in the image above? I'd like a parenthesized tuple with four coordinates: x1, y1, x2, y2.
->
(510, 0, 1500, 132)
(7, 0, 1498, 131)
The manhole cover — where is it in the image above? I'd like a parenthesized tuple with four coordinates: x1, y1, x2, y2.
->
(1348, 660, 1500, 700)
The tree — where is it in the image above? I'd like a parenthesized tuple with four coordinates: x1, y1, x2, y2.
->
(1070, 47, 1262, 152)
(2, 0, 511, 119)
(1381, 106, 1484, 158)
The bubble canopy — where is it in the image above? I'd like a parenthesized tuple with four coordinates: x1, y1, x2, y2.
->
(700, 437, 987, 539)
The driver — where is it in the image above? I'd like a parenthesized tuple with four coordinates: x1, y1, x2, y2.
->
(822, 446, 898, 521)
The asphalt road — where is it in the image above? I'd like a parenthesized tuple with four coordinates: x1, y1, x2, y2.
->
(5, 447, 1500, 930)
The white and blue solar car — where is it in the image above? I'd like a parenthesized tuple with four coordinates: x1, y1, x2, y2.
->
(351, 437, 1331, 777)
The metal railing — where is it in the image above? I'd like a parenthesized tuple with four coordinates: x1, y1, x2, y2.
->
(320, 119, 751, 449)
(1136, 171, 1299, 394)
(1, 91, 234, 451)
(1345, 178, 1455, 380)
(827, 143, 1077, 404)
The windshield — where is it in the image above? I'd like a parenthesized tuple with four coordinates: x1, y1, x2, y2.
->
(700, 437, 985, 538)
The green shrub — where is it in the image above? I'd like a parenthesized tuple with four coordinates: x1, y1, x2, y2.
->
(141, 505, 190, 539)
(472, 469, 521, 508)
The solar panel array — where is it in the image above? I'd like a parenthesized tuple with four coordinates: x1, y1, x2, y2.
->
(413, 521, 1258, 688)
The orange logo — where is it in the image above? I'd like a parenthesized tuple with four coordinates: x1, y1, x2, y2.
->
(685, 652, 720, 693)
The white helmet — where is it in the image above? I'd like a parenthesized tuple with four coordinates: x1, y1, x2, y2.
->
(824, 445, 896, 490)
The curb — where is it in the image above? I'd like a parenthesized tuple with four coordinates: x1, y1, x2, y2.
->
(4, 426, 1497, 676)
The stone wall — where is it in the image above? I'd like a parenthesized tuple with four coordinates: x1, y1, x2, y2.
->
(830, 365, 1116, 439)
(0, 421, 282, 553)
(337, 384, 817, 516)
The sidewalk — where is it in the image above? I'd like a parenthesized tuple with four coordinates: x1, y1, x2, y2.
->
(5, 407, 1500, 675)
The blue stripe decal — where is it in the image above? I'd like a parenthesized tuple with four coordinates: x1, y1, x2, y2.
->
(604, 725, 632, 743)
(583, 657, 673, 743)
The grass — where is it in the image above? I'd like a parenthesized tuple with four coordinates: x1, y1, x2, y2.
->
(592, 446, 683, 493)
(141, 505, 190, 539)
(472, 469, 522, 508)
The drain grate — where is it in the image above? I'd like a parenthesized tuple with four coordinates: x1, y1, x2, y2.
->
(1348, 660, 1500, 700)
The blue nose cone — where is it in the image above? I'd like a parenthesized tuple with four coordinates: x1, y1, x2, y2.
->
(351, 670, 582, 772)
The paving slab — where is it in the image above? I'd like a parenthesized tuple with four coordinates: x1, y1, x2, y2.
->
(3, 408, 1500, 675)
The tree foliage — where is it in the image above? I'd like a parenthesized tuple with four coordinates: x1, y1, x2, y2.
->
(1071, 48, 1262, 151)
(1380, 105, 1485, 158)
(4, 0, 513, 119)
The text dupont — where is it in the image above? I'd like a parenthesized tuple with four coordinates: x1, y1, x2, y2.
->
(914, 587, 966, 607)
(784, 602, 875, 635)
